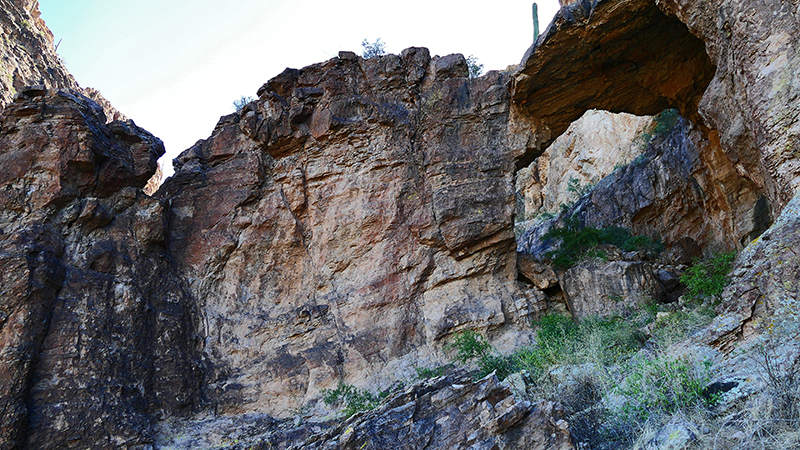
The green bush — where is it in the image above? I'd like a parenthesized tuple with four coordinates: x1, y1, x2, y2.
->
(466, 55, 483, 79)
(447, 330, 491, 365)
(639, 108, 681, 146)
(543, 218, 662, 270)
(680, 251, 737, 300)
(322, 383, 388, 417)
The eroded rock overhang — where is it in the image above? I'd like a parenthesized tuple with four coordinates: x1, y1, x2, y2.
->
(511, 0, 716, 169)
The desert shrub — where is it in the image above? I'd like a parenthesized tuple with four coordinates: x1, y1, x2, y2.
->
(639, 108, 681, 146)
(466, 55, 483, 78)
(233, 95, 255, 112)
(616, 356, 716, 424)
(542, 218, 662, 270)
(649, 308, 717, 349)
(322, 383, 389, 417)
(680, 251, 737, 300)
(566, 176, 595, 200)
(361, 38, 385, 59)
(447, 330, 491, 365)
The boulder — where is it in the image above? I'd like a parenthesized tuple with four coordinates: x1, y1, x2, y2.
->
(560, 260, 664, 320)
(518, 253, 558, 289)
(646, 415, 699, 450)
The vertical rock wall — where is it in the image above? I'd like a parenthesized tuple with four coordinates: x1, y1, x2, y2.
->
(0, 90, 201, 449)
(158, 50, 541, 418)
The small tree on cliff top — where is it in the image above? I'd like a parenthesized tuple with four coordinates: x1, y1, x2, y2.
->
(361, 38, 386, 59)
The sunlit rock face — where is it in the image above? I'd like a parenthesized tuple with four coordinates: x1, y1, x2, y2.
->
(515, 109, 653, 222)
(158, 49, 542, 418)
(0, 89, 202, 449)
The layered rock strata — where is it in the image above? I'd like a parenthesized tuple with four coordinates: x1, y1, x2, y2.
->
(0, 89, 201, 449)
(291, 373, 574, 450)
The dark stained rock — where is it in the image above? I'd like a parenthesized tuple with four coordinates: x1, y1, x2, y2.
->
(0, 90, 202, 449)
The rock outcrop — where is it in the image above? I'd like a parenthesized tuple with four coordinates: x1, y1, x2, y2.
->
(581, 116, 768, 249)
(157, 50, 541, 418)
(560, 260, 664, 320)
(0, 89, 201, 449)
(2, 0, 800, 446)
(291, 373, 574, 450)
(154, 373, 574, 450)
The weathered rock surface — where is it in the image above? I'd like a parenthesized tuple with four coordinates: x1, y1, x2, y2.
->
(0, 0, 125, 121)
(518, 253, 558, 290)
(0, 90, 201, 449)
(1, 0, 800, 447)
(560, 260, 664, 320)
(516, 109, 652, 220)
(153, 373, 574, 450)
(290, 373, 574, 450)
(703, 189, 800, 354)
(660, 0, 800, 210)
(579, 116, 768, 249)
(158, 49, 539, 418)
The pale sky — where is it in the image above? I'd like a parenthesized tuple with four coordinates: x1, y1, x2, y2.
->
(39, 1, 560, 176)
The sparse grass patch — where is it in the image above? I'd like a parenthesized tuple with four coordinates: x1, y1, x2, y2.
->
(616, 355, 716, 424)
(322, 382, 392, 418)
(448, 313, 646, 381)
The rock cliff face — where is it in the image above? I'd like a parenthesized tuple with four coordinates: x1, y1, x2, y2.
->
(158, 49, 541, 418)
(0, 89, 201, 449)
(660, 0, 800, 210)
